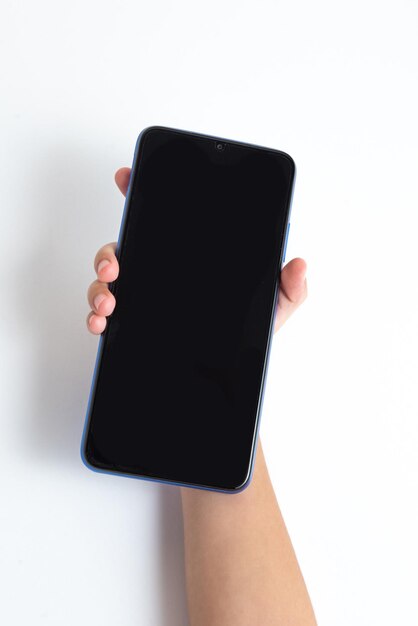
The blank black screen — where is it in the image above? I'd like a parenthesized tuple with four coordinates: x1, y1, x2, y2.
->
(83, 127, 295, 491)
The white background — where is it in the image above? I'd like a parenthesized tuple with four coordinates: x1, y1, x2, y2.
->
(1, 1, 417, 624)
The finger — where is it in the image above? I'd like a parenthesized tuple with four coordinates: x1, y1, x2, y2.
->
(94, 242, 119, 283)
(86, 311, 107, 335)
(87, 280, 116, 316)
(115, 167, 131, 197)
(274, 258, 307, 333)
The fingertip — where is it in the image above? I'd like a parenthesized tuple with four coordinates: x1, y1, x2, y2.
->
(114, 166, 130, 180)
(87, 313, 107, 335)
(93, 292, 116, 316)
(115, 167, 131, 196)
(286, 257, 307, 280)
(94, 243, 118, 278)
(97, 258, 111, 273)
(280, 257, 308, 304)
(97, 260, 119, 283)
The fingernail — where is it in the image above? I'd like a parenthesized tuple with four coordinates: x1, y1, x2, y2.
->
(94, 293, 107, 311)
(97, 259, 110, 274)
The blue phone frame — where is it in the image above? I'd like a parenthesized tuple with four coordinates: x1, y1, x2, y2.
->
(80, 126, 296, 493)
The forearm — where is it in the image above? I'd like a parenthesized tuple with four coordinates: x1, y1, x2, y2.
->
(180, 442, 317, 626)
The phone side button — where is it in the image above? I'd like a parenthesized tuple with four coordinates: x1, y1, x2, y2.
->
(282, 222, 290, 264)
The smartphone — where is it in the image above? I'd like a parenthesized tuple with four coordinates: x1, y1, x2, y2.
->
(81, 126, 296, 493)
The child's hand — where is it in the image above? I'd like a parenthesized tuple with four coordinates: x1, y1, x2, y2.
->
(86, 168, 308, 335)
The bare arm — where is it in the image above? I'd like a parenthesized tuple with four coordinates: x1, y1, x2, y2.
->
(181, 441, 316, 626)
(86, 167, 317, 626)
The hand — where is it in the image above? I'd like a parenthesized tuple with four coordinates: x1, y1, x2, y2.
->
(86, 168, 308, 335)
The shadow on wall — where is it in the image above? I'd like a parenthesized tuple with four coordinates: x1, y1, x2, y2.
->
(14, 138, 115, 465)
(13, 137, 189, 626)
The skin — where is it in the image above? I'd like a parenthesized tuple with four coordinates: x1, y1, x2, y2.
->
(86, 167, 317, 626)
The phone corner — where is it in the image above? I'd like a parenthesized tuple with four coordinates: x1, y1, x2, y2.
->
(136, 125, 165, 143)
(229, 474, 254, 494)
(79, 437, 95, 474)
(282, 151, 297, 179)
(228, 460, 257, 494)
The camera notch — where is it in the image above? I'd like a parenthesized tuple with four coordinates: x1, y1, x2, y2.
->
(214, 141, 226, 152)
